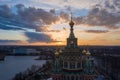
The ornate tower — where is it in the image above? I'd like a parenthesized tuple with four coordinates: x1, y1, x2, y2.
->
(67, 14, 77, 48)
(52, 13, 97, 80)
(61, 13, 83, 72)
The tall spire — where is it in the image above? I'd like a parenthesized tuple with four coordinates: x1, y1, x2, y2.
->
(69, 12, 74, 27)
(71, 12, 72, 21)
(69, 12, 75, 39)
(67, 12, 78, 48)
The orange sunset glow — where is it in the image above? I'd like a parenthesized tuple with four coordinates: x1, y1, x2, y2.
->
(0, 0, 120, 46)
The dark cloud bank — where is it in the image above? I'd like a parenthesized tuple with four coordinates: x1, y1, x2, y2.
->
(0, 4, 59, 43)
(0, 40, 22, 45)
(0, 40, 20, 43)
(85, 30, 109, 33)
(0, 4, 59, 31)
(0, 0, 120, 43)
(24, 32, 53, 43)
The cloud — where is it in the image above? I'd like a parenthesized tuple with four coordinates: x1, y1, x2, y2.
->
(0, 1, 120, 45)
(84, 7, 120, 29)
(116, 39, 120, 41)
(0, 39, 26, 45)
(16, 4, 59, 30)
(42, 30, 60, 32)
(40, 26, 61, 32)
(0, 40, 21, 43)
(54, 0, 120, 30)
(1, 1, 119, 32)
(72, 0, 120, 29)
(50, 9, 56, 14)
(0, 5, 13, 18)
(85, 30, 109, 33)
(24, 32, 53, 43)
(63, 27, 66, 30)
(0, 4, 59, 31)
(60, 11, 69, 21)
(0, 22, 25, 30)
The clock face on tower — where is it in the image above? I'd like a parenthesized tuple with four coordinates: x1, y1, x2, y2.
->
(70, 41, 74, 44)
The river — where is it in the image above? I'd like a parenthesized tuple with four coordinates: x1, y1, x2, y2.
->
(0, 56, 46, 80)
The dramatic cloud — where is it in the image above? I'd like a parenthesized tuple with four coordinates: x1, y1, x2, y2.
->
(0, 22, 25, 30)
(55, 0, 120, 29)
(84, 8, 120, 29)
(60, 11, 69, 21)
(73, 0, 120, 29)
(0, 4, 59, 31)
(24, 32, 53, 43)
(0, 0, 120, 45)
(1, 0, 119, 32)
(85, 30, 109, 33)
(0, 0, 102, 10)
(0, 5, 14, 18)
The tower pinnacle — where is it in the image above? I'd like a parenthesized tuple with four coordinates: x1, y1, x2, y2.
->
(67, 12, 78, 48)
(69, 12, 74, 26)
(69, 12, 75, 39)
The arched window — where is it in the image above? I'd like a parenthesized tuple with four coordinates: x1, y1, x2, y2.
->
(64, 62, 68, 68)
(76, 76, 78, 80)
(71, 76, 74, 80)
(70, 62, 75, 69)
(77, 62, 81, 68)
(67, 76, 69, 80)
(63, 76, 66, 80)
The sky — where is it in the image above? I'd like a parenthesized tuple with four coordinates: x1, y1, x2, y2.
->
(0, 0, 120, 46)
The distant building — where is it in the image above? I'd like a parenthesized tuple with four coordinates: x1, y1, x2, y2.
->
(0, 54, 5, 61)
(94, 54, 120, 80)
(13, 48, 39, 55)
(52, 15, 97, 80)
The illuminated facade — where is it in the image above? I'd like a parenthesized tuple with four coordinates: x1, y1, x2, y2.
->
(52, 15, 97, 80)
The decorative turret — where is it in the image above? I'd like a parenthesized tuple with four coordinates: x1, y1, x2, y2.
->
(82, 49, 87, 54)
(55, 49, 60, 57)
(69, 14, 74, 27)
(69, 13, 75, 39)
(53, 49, 62, 73)
(69, 20, 74, 26)
(86, 50, 91, 57)
(59, 49, 62, 53)
(67, 13, 78, 48)
(52, 12, 97, 80)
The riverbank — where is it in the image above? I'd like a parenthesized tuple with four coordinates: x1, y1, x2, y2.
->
(0, 56, 46, 80)
(13, 61, 52, 80)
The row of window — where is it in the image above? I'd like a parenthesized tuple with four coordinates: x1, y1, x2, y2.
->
(63, 76, 82, 80)
(63, 76, 93, 80)
(63, 62, 81, 69)
(54, 76, 93, 80)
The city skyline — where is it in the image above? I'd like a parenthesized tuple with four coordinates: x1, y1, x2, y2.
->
(0, 0, 120, 46)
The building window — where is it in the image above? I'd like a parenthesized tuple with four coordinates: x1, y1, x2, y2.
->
(59, 77, 61, 80)
(76, 76, 78, 80)
(64, 62, 68, 68)
(77, 62, 81, 68)
(70, 62, 75, 69)
(71, 76, 74, 80)
(63, 76, 66, 80)
(67, 76, 69, 80)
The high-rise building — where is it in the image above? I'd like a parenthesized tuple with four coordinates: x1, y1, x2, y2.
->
(52, 14, 97, 80)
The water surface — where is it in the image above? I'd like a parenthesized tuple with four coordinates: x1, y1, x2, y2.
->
(0, 56, 46, 80)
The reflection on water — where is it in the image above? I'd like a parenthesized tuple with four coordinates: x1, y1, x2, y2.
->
(0, 56, 46, 80)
